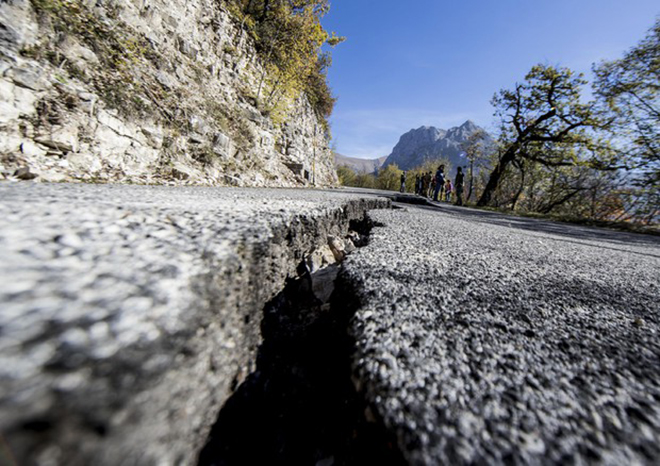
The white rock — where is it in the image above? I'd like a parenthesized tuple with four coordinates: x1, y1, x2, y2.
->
(34, 124, 79, 153)
(155, 71, 175, 90)
(0, 133, 22, 153)
(97, 110, 133, 137)
(305, 245, 336, 273)
(171, 162, 195, 180)
(0, 78, 38, 123)
(327, 235, 346, 262)
(94, 124, 133, 154)
(61, 36, 99, 69)
(141, 127, 164, 149)
(78, 92, 97, 101)
(7, 63, 48, 91)
(68, 152, 102, 173)
(13, 84, 38, 116)
(20, 140, 46, 157)
(39, 171, 68, 182)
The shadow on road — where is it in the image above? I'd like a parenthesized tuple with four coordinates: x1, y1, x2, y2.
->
(415, 202, 660, 258)
(325, 187, 659, 256)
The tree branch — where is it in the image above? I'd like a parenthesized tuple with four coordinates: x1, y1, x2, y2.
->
(519, 151, 576, 167)
(528, 121, 586, 142)
(628, 88, 660, 119)
(540, 187, 586, 214)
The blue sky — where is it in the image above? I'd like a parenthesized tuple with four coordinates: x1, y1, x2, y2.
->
(322, 1, 659, 159)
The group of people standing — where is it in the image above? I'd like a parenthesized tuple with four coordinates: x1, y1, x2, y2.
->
(400, 165, 465, 206)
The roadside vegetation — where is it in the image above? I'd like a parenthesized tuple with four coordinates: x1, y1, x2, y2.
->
(337, 160, 453, 194)
(338, 19, 659, 229)
(226, 0, 344, 129)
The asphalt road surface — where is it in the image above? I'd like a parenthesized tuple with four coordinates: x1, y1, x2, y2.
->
(344, 200, 660, 465)
(0, 182, 387, 465)
(1, 182, 659, 465)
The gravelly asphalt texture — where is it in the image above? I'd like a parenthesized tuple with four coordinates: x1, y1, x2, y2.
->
(0, 182, 388, 465)
(2, 182, 660, 465)
(344, 202, 660, 465)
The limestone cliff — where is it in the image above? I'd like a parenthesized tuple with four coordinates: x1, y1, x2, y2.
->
(383, 120, 492, 173)
(0, 0, 338, 186)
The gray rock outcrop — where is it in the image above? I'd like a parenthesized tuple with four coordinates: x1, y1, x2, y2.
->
(0, 0, 337, 187)
(382, 120, 492, 172)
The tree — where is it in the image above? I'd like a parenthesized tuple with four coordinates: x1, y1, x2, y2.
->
(304, 52, 335, 120)
(593, 18, 659, 222)
(336, 165, 356, 186)
(461, 129, 493, 202)
(478, 65, 618, 207)
(232, 0, 344, 120)
(376, 164, 402, 191)
(354, 172, 376, 189)
(335, 165, 377, 188)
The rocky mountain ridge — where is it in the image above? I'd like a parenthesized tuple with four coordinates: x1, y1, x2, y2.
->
(334, 152, 386, 174)
(383, 120, 491, 172)
(0, 0, 336, 186)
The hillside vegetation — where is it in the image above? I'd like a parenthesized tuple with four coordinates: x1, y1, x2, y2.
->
(226, 0, 344, 127)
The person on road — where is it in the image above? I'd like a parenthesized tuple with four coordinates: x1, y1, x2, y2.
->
(400, 171, 407, 193)
(433, 165, 445, 202)
(455, 166, 465, 206)
(445, 178, 453, 202)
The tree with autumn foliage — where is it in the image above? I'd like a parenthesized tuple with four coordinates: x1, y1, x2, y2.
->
(478, 65, 620, 207)
(375, 164, 402, 191)
(593, 18, 659, 224)
(229, 0, 344, 122)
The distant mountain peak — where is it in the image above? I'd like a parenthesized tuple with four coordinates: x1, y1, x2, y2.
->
(382, 120, 492, 172)
(415, 125, 443, 133)
(461, 120, 478, 130)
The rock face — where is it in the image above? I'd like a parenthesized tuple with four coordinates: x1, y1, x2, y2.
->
(0, 183, 389, 465)
(0, 0, 337, 187)
(382, 120, 492, 172)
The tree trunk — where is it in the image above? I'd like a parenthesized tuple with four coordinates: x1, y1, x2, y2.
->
(590, 187, 597, 219)
(467, 159, 474, 202)
(510, 164, 526, 211)
(477, 145, 518, 206)
(256, 68, 268, 103)
(265, 74, 284, 107)
(255, 24, 283, 104)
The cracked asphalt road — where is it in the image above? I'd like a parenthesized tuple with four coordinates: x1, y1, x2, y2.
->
(0, 182, 387, 465)
(1, 182, 659, 465)
(344, 202, 660, 465)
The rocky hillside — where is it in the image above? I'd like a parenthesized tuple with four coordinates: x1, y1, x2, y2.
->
(0, 0, 337, 186)
(383, 120, 492, 172)
(334, 152, 386, 174)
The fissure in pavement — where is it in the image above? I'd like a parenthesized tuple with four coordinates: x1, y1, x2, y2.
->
(197, 218, 404, 466)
